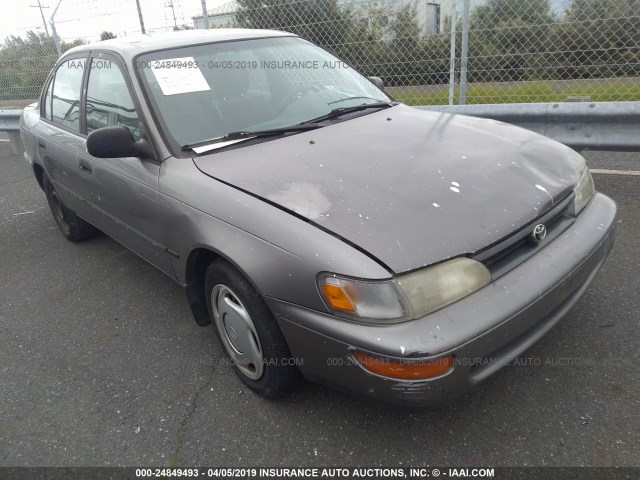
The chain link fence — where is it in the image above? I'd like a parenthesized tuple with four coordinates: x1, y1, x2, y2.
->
(1, 0, 639, 107)
(0, 0, 193, 107)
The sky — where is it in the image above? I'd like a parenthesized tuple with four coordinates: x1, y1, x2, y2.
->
(0, 0, 229, 44)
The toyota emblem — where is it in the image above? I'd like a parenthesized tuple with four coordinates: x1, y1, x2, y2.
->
(531, 224, 547, 244)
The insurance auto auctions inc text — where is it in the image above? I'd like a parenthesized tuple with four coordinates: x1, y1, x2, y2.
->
(254, 468, 495, 478)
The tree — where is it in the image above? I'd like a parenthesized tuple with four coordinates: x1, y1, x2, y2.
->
(381, 2, 422, 86)
(566, 0, 640, 21)
(467, 0, 555, 82)
(0, 31, 86, 101)
(100, 31, 116, 41)
(554, 0, 640, 78)
(0, 31, 58, 100)
(472, 0, 554, 28)
(62, 39, 86, 52)
(389, 1, 420, 51)
(235, 0, 355, 50)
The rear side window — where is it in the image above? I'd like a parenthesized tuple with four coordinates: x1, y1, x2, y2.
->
(85, 58, 140, 141)
(51, 58, 85, 132)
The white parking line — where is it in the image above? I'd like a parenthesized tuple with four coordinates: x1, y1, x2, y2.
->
(591, 169, 640, 176)
(0, 138, 10, 143)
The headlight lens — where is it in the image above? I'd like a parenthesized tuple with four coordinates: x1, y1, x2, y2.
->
(394, 257, 491, 318)
(573, 167, 595, 215)
(318, 258, 491, 323)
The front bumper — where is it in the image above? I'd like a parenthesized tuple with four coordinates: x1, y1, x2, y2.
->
(266, 193, 617, 407)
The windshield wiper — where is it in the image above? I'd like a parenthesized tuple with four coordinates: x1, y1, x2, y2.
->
(182, 124, 321, 151)
(303, 101, 395, 124)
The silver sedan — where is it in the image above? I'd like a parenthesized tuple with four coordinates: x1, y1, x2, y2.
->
(20, 29, 616, 406)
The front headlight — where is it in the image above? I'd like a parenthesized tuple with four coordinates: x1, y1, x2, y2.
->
(394, 258, 491, 319)
(318, 258, 491, 323)
(573, 167, 595, 215)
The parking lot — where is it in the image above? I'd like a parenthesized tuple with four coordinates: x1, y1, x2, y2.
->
(1, 141, 639, 467)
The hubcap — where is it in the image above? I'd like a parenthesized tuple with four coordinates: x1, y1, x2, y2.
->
(211, 285, 264, 380)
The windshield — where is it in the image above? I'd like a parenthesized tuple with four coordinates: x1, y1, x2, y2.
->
(136, 36, 391, 148)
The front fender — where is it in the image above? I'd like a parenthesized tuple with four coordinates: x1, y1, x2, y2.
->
(158, 156, 392, 314)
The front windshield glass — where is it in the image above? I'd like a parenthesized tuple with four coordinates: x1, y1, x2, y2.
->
(136, 36, 391, 147)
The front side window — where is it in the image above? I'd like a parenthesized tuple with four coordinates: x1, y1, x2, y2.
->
(51, 58, 85, 131)
(85, 57, 141, 141)
(137, 36, 391, 148)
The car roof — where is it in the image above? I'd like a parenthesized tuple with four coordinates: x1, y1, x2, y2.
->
(63, 29, 296, 60)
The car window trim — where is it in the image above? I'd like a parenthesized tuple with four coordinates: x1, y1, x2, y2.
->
(40, 75, 53, 120)
(85, 52, 140, 139)
(40, 52, 90, 137)
(86, 49, 161, 163)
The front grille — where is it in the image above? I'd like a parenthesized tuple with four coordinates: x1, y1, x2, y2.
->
(473, 193, 575, 279)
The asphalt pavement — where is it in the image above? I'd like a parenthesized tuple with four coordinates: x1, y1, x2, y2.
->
(1, 143, 639, 467)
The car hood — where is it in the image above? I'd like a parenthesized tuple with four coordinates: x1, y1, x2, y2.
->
(193, 104, 584, 273)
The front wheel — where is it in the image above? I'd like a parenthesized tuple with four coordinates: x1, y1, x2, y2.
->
(205, 260, 301, 397)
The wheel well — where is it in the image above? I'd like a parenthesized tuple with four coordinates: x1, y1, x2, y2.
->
(185, 248, 221, 326)
(33, 163, 45, 191)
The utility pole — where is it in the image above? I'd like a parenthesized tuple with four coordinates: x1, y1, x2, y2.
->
(135, 0, 146, 34)
(50, 0, 63, 57)
(31, 0, 50, 36)
(166, 0, 178, 29)
(200, 0, 210, 29)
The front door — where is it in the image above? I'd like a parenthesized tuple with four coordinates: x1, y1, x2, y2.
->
(76, 52, 173, 277)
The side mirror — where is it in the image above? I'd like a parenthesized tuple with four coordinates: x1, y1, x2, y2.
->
(368, 76, 385, 90)
(86, 125, 139, 158)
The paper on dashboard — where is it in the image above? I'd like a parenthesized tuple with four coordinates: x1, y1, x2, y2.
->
(150, 57, 210, 96)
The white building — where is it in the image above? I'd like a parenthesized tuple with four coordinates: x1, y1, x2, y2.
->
(338, 0, 453, 38)
(415, 0, 453, 36)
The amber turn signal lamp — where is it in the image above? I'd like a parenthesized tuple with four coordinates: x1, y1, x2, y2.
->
(321, 283, 356, 312)
(352, 351, 454, 380)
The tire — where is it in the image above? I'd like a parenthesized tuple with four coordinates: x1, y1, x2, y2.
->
(43, 174, 98, 242)
(205, 259, 301, 398)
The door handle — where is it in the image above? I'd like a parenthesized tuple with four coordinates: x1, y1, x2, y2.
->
(78, 159, 92, 174)
(38, 141, 46, 150)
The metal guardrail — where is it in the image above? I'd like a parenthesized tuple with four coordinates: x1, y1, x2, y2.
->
(417, 101, 640, 152)
(0, 110, 24, 155)
(3, 102, 640, 156)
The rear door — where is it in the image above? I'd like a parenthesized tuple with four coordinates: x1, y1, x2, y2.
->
(36, 55, 92, 219)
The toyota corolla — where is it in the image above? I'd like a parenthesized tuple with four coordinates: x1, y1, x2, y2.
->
(20, 29, 616, 407)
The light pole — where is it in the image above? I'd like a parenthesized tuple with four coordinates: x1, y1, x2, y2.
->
(49, 0, 63, 57)
(136, 0, 146, 34)
(166, 0, 178, 30)
(201, 0, 210, 29)
(459, 0, 470, 105)
(448, 0, 457, 105)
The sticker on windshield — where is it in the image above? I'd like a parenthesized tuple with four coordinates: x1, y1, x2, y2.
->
(149, 57, 210, 96)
